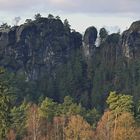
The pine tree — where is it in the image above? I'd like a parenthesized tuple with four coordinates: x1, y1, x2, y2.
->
(11, 101, 28, 139)
(0, 68, 14, 139)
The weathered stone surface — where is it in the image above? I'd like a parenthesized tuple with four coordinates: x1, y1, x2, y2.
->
(0, 18, 82, 80)
(121, 20, 140, 59)
(83, 26, 97, 46)
(100, 33, 121, 66)
(0, 18, 140, 81)
(83, 26, 97, 57)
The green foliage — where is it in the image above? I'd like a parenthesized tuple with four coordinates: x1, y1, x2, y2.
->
(48, 14, 54, 19)
(135, 100, 140, 122)
(56, 15, 60, 20)
(34, 13, 42, 20)
(11, 102, 29, 139)
(0, 80, 14, 139)
(0, 23, 11, 29)
(64, 19, 71, 32)
(99, 27, 108, 40)
(107, 91, 134, 115)
(60, 96, 84, 116)
(106, 33, 120, 44)
(1, 15, 140, 139)
(25, 19, 32, 23)
(1, 15, 140, 123)
(0, 67, 5, 74)
(39, 97, 58, 121)
(85, 108, 100, 128)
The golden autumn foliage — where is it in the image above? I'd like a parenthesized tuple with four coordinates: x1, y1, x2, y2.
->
(64, 115, 94, 140)
(7, 129, 16, 140)
(53, 116, 67, 140)
(5, 93, 140, 140)
(115, 112, 137, 140)
(5, 105, 140, 140)
(95, 111, 140, 140)
(26, 104, 41, 140)
(95, 110, 113, 140)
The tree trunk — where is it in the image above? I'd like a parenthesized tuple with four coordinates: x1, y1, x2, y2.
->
(113, 113, 117, 140)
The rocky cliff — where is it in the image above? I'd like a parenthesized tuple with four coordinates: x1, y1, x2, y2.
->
(83, 26, 97, 57)
(0, 17, 140, 108)
(121, 21, 140, 59)
(0, 18, 82, 80)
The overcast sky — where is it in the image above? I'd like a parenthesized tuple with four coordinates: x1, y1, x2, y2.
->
(0, 0, 139, 33)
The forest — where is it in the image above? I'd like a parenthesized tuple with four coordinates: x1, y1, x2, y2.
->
(1, 68, 140, 140)
(0, 14, 140, 139)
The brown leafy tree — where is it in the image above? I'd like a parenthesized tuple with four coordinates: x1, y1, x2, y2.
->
(64, 115, 94, 140)
(95, 110, 113, 140)
(53, 116, 67, 140)
(26, 104, 41, 140)
(7, 129, 16, 140)
(115, 112, 137, 140)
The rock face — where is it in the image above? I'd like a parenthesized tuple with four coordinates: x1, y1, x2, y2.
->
(82, 20, 140, 61)
(100, 33, 121, 66)
(0, 20, 137, 78)
(83, 26, 97, 57)
(0, 18, 140, 80)
(1, 18, 140, 109)
(121, 20, 140, 59)
(0, 18, 82, 80)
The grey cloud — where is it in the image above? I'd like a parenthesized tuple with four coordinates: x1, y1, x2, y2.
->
(0, 0, 139, 15)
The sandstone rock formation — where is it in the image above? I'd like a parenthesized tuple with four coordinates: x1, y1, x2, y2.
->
(121, 20, 140, 59)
